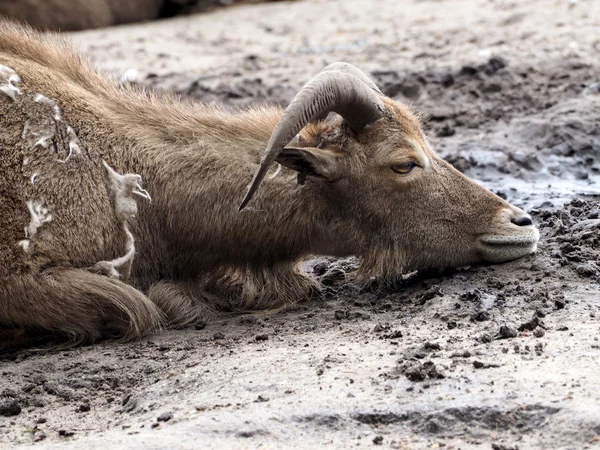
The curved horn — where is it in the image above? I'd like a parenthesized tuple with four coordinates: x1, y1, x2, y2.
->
(321, 62, 383, 95)
(239, 64, 384, 210)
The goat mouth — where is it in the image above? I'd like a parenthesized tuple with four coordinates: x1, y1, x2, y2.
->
(477, 230, 540, 263)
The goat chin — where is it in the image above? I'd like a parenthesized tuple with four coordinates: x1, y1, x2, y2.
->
(477, 229, 540, 263)
(0, 20, 538, 349)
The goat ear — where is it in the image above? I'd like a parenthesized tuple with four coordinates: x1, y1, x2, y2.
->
(276, 147, 341, 182)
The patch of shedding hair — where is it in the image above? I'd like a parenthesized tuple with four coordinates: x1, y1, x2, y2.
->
(89, 162, 152, 281)
(89, 224, 136, 281)
(24, 200, 52, 238)
(34, 93, 62, 121)
(0, 64, 21, 100)
(18, 239, 31, 253)
(21, 92, 80, 164)
(58, 126, 82, 163)
(102, 161, 151, 221)
(22, 119, 54, 149)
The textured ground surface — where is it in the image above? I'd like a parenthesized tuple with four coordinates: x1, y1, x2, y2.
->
(1, 0, 600, 448)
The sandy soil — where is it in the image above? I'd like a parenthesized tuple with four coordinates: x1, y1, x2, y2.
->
(1, 0, 600, 448)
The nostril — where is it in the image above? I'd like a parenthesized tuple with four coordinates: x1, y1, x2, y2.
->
(511, 215, 533, 227)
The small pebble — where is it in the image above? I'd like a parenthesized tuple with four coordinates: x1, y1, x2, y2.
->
(0, 400, 21, 417)
(533, 328, 545, 338)
(157, 412, 173, 422)
(498, 325, 518, 339)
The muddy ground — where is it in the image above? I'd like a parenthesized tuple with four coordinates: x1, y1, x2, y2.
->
(1, 0, 600, 448)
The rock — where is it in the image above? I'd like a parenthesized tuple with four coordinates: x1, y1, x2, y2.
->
(518, 316, 545, 332)
(0, 399, 21, 417)
(533, 328, 545, 338)
(498, 325, 518, 339)
(157, 411, 173, 422)
(334, 310, 347, 320)
(473, 360, 501, 369)
(402, 361, 445, 381)
(58, 430, 75, 437)
(76, 402, 91, 413)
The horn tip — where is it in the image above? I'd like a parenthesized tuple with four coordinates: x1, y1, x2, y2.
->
(238, 197, 250, 211)
(239, 185, 255, 210)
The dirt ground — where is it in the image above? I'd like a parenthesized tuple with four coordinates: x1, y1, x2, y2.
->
(1, 0, 600, 448)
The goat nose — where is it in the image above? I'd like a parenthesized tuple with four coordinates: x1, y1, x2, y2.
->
(511, 214, 533, 227)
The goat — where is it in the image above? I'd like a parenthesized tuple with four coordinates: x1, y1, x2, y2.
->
(0, 0, 164, 31)
(0, 21, 539, 349)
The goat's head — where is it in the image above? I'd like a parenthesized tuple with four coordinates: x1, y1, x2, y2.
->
(240, 63, 539, 276)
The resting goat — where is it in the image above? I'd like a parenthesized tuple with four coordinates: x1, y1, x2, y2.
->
(0, 21, 539, 349)
(0, 0, 164, 31)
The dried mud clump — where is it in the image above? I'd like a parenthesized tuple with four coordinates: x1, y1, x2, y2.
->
(535, 198, 600, 281)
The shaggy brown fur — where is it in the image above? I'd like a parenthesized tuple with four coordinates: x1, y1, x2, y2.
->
(0, 21, 537, 350)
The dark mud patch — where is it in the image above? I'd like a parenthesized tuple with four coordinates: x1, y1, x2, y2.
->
(372, 57, 598, 133)
(353, 404, 561, 435)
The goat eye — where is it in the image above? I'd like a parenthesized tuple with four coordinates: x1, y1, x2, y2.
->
(392, 162, 417, 175)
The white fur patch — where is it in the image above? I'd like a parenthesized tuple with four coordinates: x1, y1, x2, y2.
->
(22, 119, 55, 149)
(90, 224, 137, 279)
(57, 126, 82, 163)
(103, 161, 151, 221)
(91, 162, 151, 280)
(19, 200, 52, 253)
(5, 76, 85, 170)
(20, 91, 85, 165)
(34, 94, 62, 121)
(18, 239, 31, 253)
(25, 200, 52, 238)
(0, 64, 21, 100)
